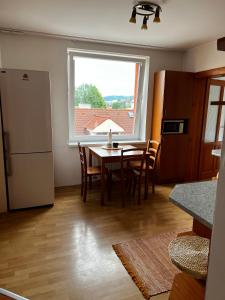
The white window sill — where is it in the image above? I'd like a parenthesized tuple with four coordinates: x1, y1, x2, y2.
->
(68, 140, 146, 148)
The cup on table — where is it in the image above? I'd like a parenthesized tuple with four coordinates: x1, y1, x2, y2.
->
(113, 142, 119, 148)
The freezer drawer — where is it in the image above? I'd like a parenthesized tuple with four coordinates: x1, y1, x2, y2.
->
(7, 152, 54, 209)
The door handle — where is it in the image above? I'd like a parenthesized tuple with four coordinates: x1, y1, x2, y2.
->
(4, 132, 12, 176)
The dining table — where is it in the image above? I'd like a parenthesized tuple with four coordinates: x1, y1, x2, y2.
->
(88, 145, 149, 205)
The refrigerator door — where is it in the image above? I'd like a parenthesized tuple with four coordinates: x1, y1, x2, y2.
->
(0, 69, 52, 154)
(8, 152, 54, 209)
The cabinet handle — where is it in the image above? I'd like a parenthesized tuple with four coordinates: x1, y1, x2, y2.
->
(4, 132, 12, 176)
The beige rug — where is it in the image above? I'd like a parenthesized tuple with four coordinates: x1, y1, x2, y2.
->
(113, 231, 182, 299)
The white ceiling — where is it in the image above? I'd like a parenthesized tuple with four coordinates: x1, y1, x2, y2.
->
(0, 0, 225, 50)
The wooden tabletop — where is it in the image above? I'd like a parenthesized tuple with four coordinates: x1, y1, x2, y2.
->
(89, 145, 143, 158)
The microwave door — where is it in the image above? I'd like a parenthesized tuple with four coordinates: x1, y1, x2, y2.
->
(162, 120, 186, 134)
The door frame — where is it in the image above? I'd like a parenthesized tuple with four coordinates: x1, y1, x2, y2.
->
(195, 66, 225, 300)
(195, 66, 225, 78)
(198, 79, 225, 179)
(195, 67, 225, 180)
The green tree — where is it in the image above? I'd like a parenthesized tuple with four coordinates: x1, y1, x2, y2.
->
(74, 84, 106, 108)
(112, 100, 127, 109)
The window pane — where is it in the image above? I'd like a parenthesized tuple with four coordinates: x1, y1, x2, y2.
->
(219, 105, 225, 142)
(204, 85, 220, 142)
(73, 57, 138, 137)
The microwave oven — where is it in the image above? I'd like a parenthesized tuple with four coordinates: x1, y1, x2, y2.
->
(162, 120, 187, 134)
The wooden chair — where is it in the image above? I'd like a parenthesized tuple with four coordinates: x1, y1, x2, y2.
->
(78, 142, 101, 202)
(109, 148, 146, 207)
(146, 140, 160, 194)
(129, 140, 160, 196)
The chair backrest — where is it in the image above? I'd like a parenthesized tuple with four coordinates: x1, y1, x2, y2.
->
(121, 148, 146, 178)
(146, 140, 161, 170)
(78, 142, 87, 174)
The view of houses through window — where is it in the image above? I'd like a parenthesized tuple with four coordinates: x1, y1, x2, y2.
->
(73, 56, 139, 136)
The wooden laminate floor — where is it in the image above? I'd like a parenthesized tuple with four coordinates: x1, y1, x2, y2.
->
(0, 184, 192, 300)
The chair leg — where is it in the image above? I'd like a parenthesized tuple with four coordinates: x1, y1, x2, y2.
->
(81, 173, 84, 196)
(89, 177, 92, 189)
(107, 172, 112, 201)
(144, 172, 149, 200)
(137, 177, 141, 205)
(152, 175, 156, 193)
(128, 177, 132, 196)
(121, 179, 126, 207)
(83, 176, 88, 203)
(132, 177, 137, 197)
(152, 181, 155, 193)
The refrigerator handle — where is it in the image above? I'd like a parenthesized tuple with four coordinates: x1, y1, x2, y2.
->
(4, 131, 12, 176)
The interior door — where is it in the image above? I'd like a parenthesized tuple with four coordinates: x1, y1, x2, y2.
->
(199, 79, 225, 179)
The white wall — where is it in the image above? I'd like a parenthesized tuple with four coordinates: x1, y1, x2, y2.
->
(183, 39, 225, 300)
(0, 33, 183, 194)
(0, 42, 7, 213)
(205, 134, 225, 300)
(183, 40, 225, 72)
(0, 119, 7, 213)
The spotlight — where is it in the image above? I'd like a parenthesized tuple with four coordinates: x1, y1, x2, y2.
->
(153, 7, 161, 23)
(129, 8, 137, 23)
(141, 16, 148, 30)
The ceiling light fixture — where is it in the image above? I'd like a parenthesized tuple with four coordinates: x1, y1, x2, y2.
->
(129, 1, 162, 30)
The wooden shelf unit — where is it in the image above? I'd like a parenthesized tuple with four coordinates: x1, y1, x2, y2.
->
(151, 70, 207, 183)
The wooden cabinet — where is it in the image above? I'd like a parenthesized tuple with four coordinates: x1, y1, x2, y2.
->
(152, 71, 195, 142)
(152, 70, 205, 183)
(163, 71, 194, 119)
(169, 273, 205, 300)
(159, 135, 190, 182)
(152, 70, 224, 183)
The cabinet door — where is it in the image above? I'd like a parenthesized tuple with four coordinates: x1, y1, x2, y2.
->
(163, 71, 194, 119)
(159, 135, 190, 183)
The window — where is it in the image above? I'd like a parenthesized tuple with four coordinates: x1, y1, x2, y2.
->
(68, 49, 149, 144)
(204, 81, 225, 143)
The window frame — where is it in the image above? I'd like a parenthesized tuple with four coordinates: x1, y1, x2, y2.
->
(67, 48, 150, 144)
(204, 80, 225, 143)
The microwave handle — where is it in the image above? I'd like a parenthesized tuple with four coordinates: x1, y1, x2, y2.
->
(163, 107, 167, 117)
(179, 123, 184, 133)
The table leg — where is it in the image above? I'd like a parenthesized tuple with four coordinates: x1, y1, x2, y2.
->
(89, 149, 93, 189)
(101, 159, 106, 206)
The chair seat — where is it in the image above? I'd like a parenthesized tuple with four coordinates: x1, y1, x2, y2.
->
(129, 161, 153, 171)
(110, 167, 133, 179)
(87, 166, 101, 175)
(168, 235, 210, 280)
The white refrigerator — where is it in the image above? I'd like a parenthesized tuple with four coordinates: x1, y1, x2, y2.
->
(0, 69, 54, 210)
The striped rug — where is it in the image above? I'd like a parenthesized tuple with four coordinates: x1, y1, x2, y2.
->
(113, 231, 182, 299)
